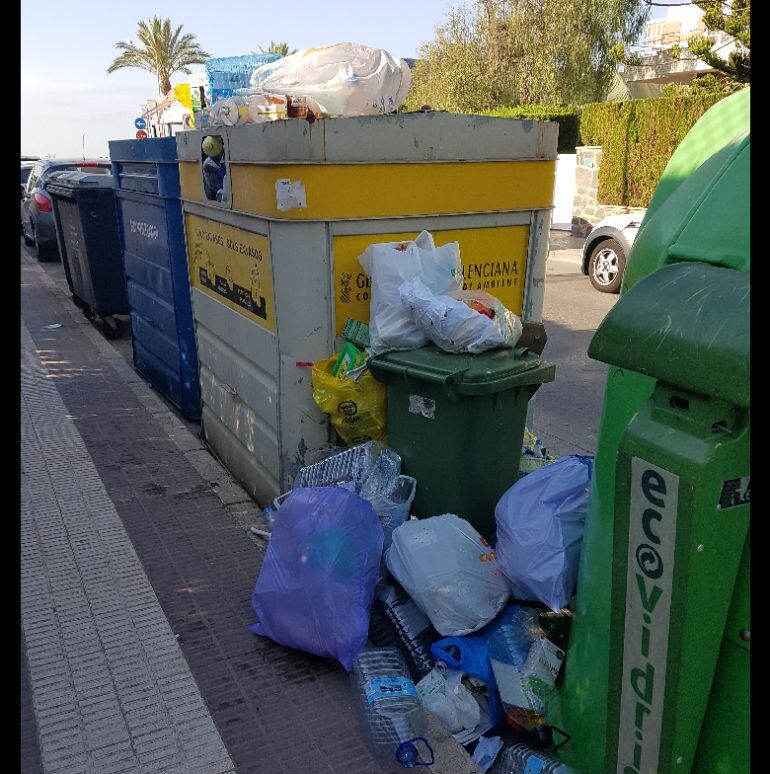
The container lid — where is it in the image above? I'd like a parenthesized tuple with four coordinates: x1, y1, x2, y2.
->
(176, 112, 559, 164)
(108, 137, 178, 164)
(47, 170, 115, 194)
(368, 345, 555, 396)
(589, 261, 749, 408)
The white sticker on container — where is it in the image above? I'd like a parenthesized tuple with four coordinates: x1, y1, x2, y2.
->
(275, 178, 307, 211)
(409, 394, 436, 419)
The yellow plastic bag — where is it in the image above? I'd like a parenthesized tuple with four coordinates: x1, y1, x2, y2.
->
(312, 357, 387, 446)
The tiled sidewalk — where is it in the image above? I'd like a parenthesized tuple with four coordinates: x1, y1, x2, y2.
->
(20, 247, 481, 774)
(22, 320, 236, 774)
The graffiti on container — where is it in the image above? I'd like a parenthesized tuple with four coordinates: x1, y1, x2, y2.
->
(129, 219, 159, 240)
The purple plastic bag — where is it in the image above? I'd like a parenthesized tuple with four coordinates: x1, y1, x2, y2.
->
(250, 487, 384, 671)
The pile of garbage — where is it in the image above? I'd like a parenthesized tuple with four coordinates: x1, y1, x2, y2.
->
(360, 230, 522, 356)
(250, 441, 593, 771)
(197, 42, 413, 128)
(303, 230, 526, 450)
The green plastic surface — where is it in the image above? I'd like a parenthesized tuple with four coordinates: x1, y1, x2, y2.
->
(369, 346, 553, 396)
(557, 89, 750, 773)
(369, 346, 555, 538)
(590, 262, 750, 408)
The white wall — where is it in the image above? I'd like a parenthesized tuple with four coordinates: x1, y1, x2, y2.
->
(552, 153, 577, 231)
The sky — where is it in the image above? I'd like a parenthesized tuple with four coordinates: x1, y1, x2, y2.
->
(20, 0, 675, 159)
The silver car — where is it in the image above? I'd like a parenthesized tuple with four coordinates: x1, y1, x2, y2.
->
(581, 213, 644, 293)
(21, 158, 111, 261)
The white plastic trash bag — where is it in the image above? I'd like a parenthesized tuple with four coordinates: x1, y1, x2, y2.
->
(495, 456, 594, 611)
(399, 277, 523, 354)
(359, 232, 462, 355)
(419, 669, 481, 734)
(386, 514, 510, 636)
(249, 42, 413, 117)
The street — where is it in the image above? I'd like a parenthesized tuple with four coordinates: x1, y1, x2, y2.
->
(533, 232, 619, 457)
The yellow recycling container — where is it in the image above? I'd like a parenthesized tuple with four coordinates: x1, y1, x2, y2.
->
(176, 113, 557, 505)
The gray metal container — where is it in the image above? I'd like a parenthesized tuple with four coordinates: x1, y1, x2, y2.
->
(176, 112, 557, 505)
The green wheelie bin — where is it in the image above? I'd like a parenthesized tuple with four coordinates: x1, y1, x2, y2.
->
(369, 346, 555, 539)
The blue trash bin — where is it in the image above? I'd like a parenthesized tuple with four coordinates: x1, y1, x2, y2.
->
(48, 171, 130, 337)
(108, 137, 201, 420)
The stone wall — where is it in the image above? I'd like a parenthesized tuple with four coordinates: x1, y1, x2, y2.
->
(571, 146, 647, 237)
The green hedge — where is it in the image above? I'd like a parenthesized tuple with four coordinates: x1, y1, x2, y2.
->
(476, 105, 581, 153)
(579, 94, 725, 207)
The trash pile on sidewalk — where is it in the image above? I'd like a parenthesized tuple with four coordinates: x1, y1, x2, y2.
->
(197, 42, 413, 128)
(246, 230, 582, 770)
(249, 439, 591, 770)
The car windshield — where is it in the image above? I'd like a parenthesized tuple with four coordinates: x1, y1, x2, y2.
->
(21, 167, 33, 184)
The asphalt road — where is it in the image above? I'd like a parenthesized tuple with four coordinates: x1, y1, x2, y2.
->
(530, 235, 620, 458)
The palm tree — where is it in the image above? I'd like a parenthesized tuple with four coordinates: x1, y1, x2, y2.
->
(259, 41, 295, 56)
(107, 17, 209, 96)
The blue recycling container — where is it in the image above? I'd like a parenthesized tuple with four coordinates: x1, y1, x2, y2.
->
(48, 172, 129, 318)
(108, 137, 201, 420)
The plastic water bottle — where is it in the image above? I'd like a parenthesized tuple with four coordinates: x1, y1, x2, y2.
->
(351, 648, 434, 769)
(484, 606, 539, 667)
(498, 743, 576, 773)
(368, 584, 436, 680)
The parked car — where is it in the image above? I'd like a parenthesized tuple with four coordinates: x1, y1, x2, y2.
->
(581, 213, 644, 293)
(20, 161, 38, 234)
(21, 158, 111, 262)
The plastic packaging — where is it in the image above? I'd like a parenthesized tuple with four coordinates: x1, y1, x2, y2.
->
(472, 736, 505, 772)
(372, 475, 416, 557)
(386, 514, 510, 636)
(249, 43, 413, 118)
(205, 53, 282, 96)
(368, 582, 437, 680)
(430, 636, 503, 727)
(331, 342, 366, 378)
(343, 318, 371, 350)
(399, 277, 523, 354)
(498, 743, 575, 773)
(311, 357, 387, 446)
(520, 429, 557, 476)
(481, 606, 566, 730)
(358, 231, 462, 355)
(250, 487, 383, 670)
(421, 668, 481, 734)
(292, 441, 401, 501)
(351, 648, 434, 768)
(495, 456, 594, 611)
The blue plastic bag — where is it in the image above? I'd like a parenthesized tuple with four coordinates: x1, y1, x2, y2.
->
(250, 487, 384, 671)
(495, 455, 594, 611)
(430, 636, 503, 726)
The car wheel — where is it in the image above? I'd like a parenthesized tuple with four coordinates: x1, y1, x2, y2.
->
(588, 238, 626, 293)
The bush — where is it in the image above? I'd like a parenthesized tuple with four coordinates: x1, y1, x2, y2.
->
(579, 94, 726, 207)
(474, 105, 581, 153)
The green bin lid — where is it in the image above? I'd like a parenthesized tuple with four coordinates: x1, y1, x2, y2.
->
(368, 345, 555, 396)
